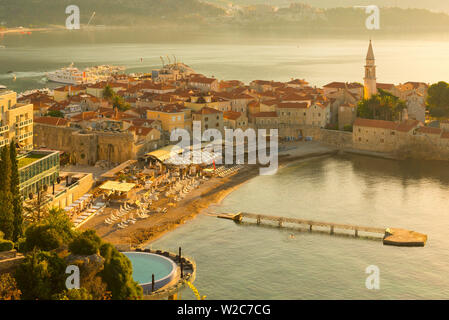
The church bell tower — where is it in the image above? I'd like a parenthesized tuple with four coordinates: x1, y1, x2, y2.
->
(364, 40, 377, 99)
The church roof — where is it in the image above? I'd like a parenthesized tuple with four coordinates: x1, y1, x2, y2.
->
(366, 40, 375, 60)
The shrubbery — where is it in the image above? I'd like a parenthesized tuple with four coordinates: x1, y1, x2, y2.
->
(14, 250, 67, 300)
(69, 230, 102, 256)
(7, 208, 143, 300)
(20, 209, 77, 253)
(99, 243, 143, 300)
(0, 239, 14, 252)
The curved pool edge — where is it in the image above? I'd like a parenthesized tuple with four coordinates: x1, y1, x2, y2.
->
(123, 251, 178, 293)
(123, 248, 197, 300)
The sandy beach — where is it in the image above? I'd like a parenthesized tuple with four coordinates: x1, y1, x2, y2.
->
(80, 142, 338, 248)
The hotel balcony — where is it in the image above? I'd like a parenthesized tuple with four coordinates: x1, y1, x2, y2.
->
(0, 138, 10, 147)
(18, 131, 33, 141)
(0, 125, 9, 134)
(15, 119, 33, 128)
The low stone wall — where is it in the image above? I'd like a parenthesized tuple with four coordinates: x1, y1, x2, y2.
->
(0, 251, 25, 274)
(300, 127, 353, 148)
(48, 173, 95, 209)
(395, 139, 449, 161)
(0, 250, 17, 260)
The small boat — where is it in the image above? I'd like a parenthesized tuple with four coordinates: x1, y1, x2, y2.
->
(6, 70, 13, 74)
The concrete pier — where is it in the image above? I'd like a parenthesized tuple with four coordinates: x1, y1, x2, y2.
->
(215, 212, 427, 247)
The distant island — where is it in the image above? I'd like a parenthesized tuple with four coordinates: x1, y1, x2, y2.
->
(2, 0, 449, 32)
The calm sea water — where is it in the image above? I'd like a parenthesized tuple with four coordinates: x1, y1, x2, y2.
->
(2, 28, 449, 299)
(2, 29, 449, 92)
(151, 154, 449, 299)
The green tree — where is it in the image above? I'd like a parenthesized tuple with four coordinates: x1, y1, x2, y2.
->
(14, 250, 67, 300)
(0, 145, 14, 240)
(99, 243, 143, 300)
(46, 110, 64, 118)
(357, 89, 406, 121)
(10, 142, 23, 241)
(0, 145, 11, 191)
(112, 96, 130, 112)
(426, 81, 449, 118)
(0, 273, 21, 300)
(20, 208, 76, 253)
(69, 230, 102, 256)
(102, 85, 115, 100)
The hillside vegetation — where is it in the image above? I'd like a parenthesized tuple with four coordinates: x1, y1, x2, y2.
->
(1, 0, 449, 32)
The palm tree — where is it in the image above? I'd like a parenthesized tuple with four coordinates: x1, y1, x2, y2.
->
(102, 85, 114, 101)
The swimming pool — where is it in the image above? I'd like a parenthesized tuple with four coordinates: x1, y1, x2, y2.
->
(123, 252, 178, 293)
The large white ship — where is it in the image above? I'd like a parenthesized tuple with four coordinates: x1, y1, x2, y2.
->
(46, 63, 125, 85)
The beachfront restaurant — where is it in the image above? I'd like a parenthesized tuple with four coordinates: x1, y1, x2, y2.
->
(144, 143, 221, 167)
(99, 180, 137, 200)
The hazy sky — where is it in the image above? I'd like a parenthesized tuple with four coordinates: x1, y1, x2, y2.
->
(207, 0, 449, 13)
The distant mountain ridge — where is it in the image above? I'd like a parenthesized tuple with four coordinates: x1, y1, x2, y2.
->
(205, 0, 449, 13)
(1, 0, 449, 32)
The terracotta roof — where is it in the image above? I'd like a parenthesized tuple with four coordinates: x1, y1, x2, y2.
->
(248, 100, 260, 108)
(70, 111, 98, 122)
(129, 119, 156, 127)
(150, 104, 186, 114)
(223, 111, 243, 121)
(416, 126, 442, 135)
(54, 85, 80, 92)
(377, 83, 395, 90)
(323, 82, 346, 89)
(253, 112, 278, 118)
(194, 107, 222, 115)
(190, 77, 217, 84)
(277, 102, 308, 109)
(87, 82, 108, 89)
(281, 93, 309, 101)
(262, 99, 280, 106)
(287, 79, 308, 85)
(395, 120, 421, 132)
(403, 82, 429, 89)
(323, 82, 363, 89)
(128, 126, 157, 137)
(353, 118, 397, 130)
(34, 116, 69, 126)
